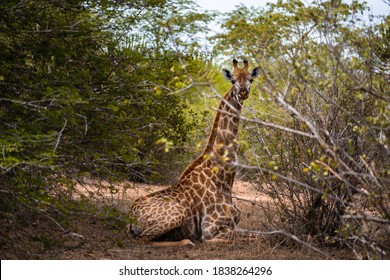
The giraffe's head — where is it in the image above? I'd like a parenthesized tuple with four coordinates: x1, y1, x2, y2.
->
(222, 59, 260, 100)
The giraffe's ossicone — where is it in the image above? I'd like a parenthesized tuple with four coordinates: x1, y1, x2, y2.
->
(127, 59, 261, 246)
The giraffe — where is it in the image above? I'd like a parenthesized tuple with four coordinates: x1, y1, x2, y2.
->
(126, 59, 261, 246)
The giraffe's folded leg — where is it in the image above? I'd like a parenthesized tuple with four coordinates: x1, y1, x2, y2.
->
(151, 239, 195, 247)
(202, 238, 234, 244)
(233, 227, 264, 240)
(127, 200, 190, 246)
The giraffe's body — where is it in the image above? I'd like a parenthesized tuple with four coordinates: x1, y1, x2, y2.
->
(127, 59, 260, 246)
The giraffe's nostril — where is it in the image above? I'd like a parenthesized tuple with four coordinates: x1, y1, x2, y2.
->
(240, 91, 249, 99)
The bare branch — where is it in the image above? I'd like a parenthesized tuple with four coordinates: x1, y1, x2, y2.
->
(53, 118, 67, 153)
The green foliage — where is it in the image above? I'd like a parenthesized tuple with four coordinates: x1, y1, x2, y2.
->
(0, 0, 212, 258)
(0, 0, 204, 181)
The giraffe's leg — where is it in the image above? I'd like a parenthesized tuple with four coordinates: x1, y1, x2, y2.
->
(138, 224, 196, 247)
(200, 217, 236, 243)
(201, 227, 235, 244)
(150, 239, 195, 247)
(202, 238, 234, 244)
(200, 203, 240, 243)
(202, 228, 265, 243)
(232, 227, 265, 241)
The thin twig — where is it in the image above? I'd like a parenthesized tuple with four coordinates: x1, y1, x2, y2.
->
(53, 118, 67, 153)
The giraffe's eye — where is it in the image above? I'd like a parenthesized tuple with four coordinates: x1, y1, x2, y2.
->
(231, 80, 236, 85)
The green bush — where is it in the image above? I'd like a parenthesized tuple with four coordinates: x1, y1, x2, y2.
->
(0, 0, 211, 258)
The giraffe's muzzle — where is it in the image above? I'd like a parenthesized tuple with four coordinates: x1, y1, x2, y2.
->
(239, 90, 249, 100)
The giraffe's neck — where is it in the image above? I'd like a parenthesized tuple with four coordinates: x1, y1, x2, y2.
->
(179, 88, 243, 194)
(205, 89, 242, 158)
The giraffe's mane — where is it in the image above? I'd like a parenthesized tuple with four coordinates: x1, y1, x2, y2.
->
(177, 91, 231, 182)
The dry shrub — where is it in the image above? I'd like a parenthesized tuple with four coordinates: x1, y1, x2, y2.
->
(230, 2, 390, 259)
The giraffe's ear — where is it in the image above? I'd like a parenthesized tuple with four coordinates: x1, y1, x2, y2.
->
(251, 67, 261, 78)
(222, 69, 232, 81)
